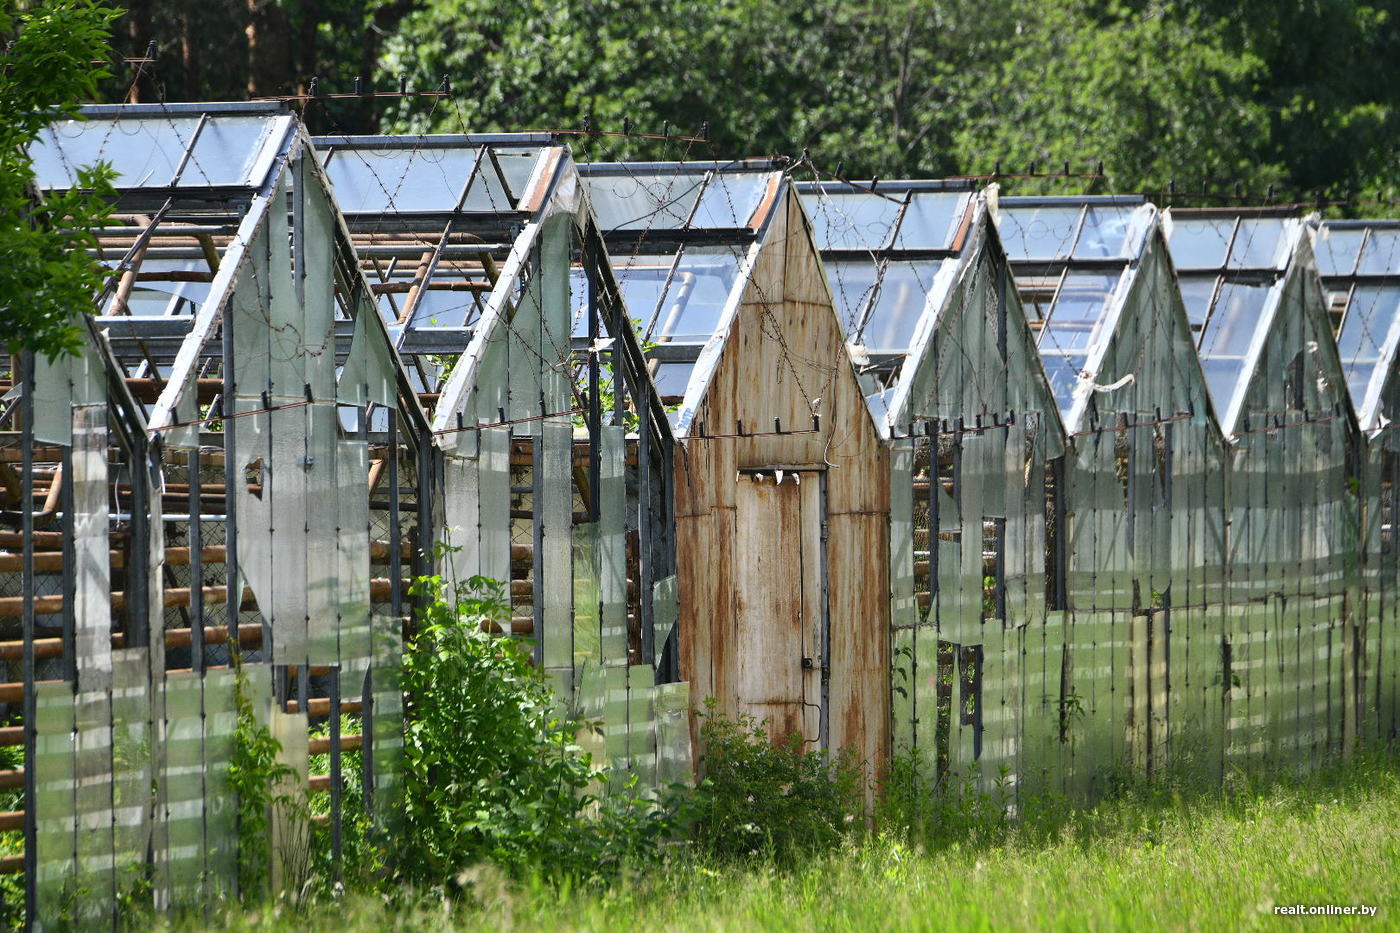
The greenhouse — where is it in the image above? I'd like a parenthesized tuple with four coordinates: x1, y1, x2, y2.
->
(1314, 218, 1400, 745)
(580, 162, 891, 770)
(797, 179, 1069, 795)
(11, 101, 431, 916)
(311, 132, 690, 786)
(4, 99, 1400, 925)
(1166, 209, 1357, 769)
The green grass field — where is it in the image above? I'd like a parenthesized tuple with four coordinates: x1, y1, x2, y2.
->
(190, 751, 1400, 933)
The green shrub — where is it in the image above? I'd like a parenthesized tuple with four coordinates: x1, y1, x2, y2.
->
(227, 660, 310, 900)
(690, 701, 863, 864)
(395, 571, 688, 888)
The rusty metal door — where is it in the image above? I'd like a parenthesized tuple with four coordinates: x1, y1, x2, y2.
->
(733, 470, 828, 747)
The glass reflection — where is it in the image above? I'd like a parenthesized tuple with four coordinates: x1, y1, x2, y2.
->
(1179, 276, 1218, 331)
(1040, 273, 1117, 354)
(1071, 205, 1135, 259)
(1314, 227, 1367, 277)
(1227, 218, 1286, 269)
(1167, 218, 1235, 270)
(860, 262, 933, 351)
(996, 206, 1083, 261)
(649, 248, 741, 342)
(803, 191, 902, 250)
(585, 174, 705, 230)
(893, 193, 970, 249)
(822, 261, 880, 335)
(326, 147, 477, 213)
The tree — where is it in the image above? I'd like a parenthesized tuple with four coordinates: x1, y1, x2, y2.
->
(0, 0, 117, 358)
(952, 1, 1287, 194)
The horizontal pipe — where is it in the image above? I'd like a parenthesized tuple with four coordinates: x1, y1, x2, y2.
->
(308, 733, 363, 756)
(286, 698, 363, 717)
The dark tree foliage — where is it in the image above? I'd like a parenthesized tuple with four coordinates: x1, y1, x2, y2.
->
(69, 0, 1400, 208)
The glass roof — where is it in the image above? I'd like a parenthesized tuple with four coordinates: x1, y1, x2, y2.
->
(794, 182, 973, 361)
(1167, 213, 1293, 272)
(318, 144, 543, 214)
(32, 112, 290, 190)
(993, 197, 1151, 420)
(578, 163, 783, 401)
(996, 200, 1150, 263)
(1167, 213, 1306, 426)
(581, 164, 773, 232)
(1317, 221, 1400, 422)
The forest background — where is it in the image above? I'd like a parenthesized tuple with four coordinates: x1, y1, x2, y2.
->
(103, 0, 1397, 210)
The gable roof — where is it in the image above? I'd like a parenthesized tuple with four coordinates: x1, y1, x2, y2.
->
(1166, 210, 1355, 438)
(1311, 219, 1400, 437)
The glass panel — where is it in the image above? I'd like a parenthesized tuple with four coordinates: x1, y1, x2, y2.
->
(1315, 227, 1367, 277)
(180, 115, 277, 187)
(1040, 273, 1117, 354)
(893, 192, 970, 249)
(1179, 275, 1218, 330)
(409, 287, 481, 329)
(611, 254, 678, 333)
(1168, 217, 1236, 269)
(803, 191, 902, 250)
(461, 158, 514, 211)
(491, 147, 544, 203)
(569, 266, 589, 337)
(860, 261, 935, 351)
(823, 260, 880, 334)
(1039, 353, 1085, 414)
(996, 206, 1083, 261)
(693, 172, 770, 228)
(1337, 285, 1400, 403)
(651, 361, 695, 398)
(326, 147, 477, 213)
(1358, 229, 1400, 275)
(34, 118, 183, 188)
(32, 115, 278, 189)
(1199, 281, 1271, 358)
(1227, 218, 1287, 269)
(585, 173, 705, 230)
(1071, 205, 1137, 259)
(1200, 358, 1245, 415)
(650, 247, 741, 342)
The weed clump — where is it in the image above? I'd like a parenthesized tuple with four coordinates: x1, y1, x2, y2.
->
(690, 701, 864, 864)
(389, 571, 688, 889)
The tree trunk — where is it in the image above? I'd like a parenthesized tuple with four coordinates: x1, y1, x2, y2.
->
(247, 0, 293, 98)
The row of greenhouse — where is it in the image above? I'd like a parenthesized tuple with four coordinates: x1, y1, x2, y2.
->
(1, 101, 1397, 926)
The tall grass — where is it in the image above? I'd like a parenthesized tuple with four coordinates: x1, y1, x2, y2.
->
(181, 749, 1400, 932)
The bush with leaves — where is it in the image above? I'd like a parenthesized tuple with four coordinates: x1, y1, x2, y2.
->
(396, 571, 689, 888)
(227, 660, 309, 900)
(690, 701, 863, 864)
(0, 0, 117, 358)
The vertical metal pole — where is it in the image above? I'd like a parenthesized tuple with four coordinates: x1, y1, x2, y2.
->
(586, 234, 602, 523)
(222, 317, 241, 662)
(60, 444, 76, 684)
(360, 666, 373, 819)
(417, 427, 434, 587)
(20, 355, 38, 924)
(128, 428, 150, 651)
(818, 471, 832, 752)
(638, 380, 655, 667)
(387, 409, 402, 620)
(190, 446, 204, 672)
(296, 664, 308, 718)
(329, 668, 342, 881)
(531, 432, 543, 666)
